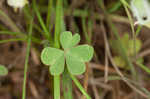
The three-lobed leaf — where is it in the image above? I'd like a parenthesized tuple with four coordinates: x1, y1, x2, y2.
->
(41, 31, 94, 75)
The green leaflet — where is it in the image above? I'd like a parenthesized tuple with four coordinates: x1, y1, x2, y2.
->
(60, 31, 80, 50)
(41, 47, 65, 75)
(50, 54, 65, 75)
(66, 45, 93, 75)
(0, 65, 8, 76)
(66, 54, 85, 75)
(67, 45, 94, 62)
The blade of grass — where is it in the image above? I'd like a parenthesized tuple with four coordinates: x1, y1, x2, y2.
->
(136, 62, 150, 74)
(82, 17, 91, 43)
(135, 26, 142, 36)
(24, 6, 45, 35)
(119, 0, 130, 9)
(22, 17, 33, 99)
(54, 0, 63, 48)
(107, 1, 122, 13)
(0, 31, 41, 44)
(23, 5, 33, 20)
(46, 0, 53, 31)
(0, 31, 25, 36)
(33, 0, 52, 43)
(0, 38, 26, 44)
(70, 74, 91, 99)
(0, 9, 21, 32)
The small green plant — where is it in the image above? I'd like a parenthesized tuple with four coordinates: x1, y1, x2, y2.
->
(41, 31, 93, 99)
(41, 31, 94, 75)
(0, 65, 8, 76)
(110, 33, 142, 68)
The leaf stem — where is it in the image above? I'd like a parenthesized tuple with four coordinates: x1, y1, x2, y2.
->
(62, 68, 73, 99)
(54, 0, 62, 48)
(46, 0, 53, 30)
(53, 0, 63, 98)
(22, 17, 33, 99)
(54, 75, 60, 99)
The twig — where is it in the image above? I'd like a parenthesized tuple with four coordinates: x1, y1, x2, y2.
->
(89, 62, 116, 73)
(137, 49, 150, 58)
(83, 63, 89, 99)
(101, 22, 109, 83)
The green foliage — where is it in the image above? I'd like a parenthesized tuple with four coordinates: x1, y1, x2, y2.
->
(0, 65, 8, 76)
(60, 31, 80, 50)
(41, 47, 65, 75)
(110, 33, 142, 56)
(41, 31, 94, 75)
(107, 1, 122, 13)
(113, 56, 126, 68)
(110, 33, 142, 68)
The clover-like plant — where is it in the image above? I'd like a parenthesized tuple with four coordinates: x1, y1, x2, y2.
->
(110, 33, 142, 69)
(41, 31, 94, 75)
(0, 65, 8, 76)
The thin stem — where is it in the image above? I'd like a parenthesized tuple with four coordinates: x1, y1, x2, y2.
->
(135, 26, 142, 36)
(22, 18, 33, 99)
(82, 17, 91, 43)
(54, 0, 62, 48)
(0, 30, 41, 44)
(0, 31, 25, 35)
(53, 0, 63, 98)
(54, 75, 60, 99)
(62, 68, 73, 99)
(0, 38, 26, 44)
(46, 0, 53, 30)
